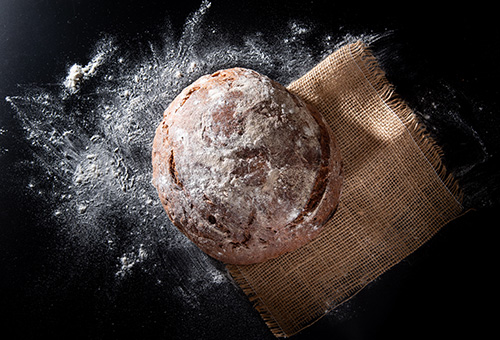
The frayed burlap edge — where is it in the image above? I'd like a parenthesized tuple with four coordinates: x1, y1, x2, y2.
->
(227, 40, 463, 338)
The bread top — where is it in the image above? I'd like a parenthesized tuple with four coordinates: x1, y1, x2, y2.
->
(152, 68, 342, 265)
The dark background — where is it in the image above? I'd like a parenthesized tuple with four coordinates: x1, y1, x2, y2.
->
(1, 1, 498, 339)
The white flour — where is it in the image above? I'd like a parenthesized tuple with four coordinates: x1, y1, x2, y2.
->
(64, 41, 114, 93)
(116, 243, 149, 277)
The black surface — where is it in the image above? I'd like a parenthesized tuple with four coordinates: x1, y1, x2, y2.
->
(1, 1, 499, 339)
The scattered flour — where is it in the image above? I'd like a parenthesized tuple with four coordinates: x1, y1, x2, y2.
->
(3, 0, 388, 309)
(116, 244, 149, 277)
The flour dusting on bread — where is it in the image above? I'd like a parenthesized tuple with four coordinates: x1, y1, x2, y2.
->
(152, 67, 343, 264)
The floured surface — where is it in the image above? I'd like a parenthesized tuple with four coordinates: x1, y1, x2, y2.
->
(1, 0, 494, 338)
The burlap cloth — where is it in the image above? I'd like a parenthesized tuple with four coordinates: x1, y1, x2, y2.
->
(226, 41, 464, 337)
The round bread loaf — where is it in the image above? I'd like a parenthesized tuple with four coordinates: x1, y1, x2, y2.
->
(152, 67, 342, 265)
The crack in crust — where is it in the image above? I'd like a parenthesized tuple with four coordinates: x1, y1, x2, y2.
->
(168, 149, 184, 189)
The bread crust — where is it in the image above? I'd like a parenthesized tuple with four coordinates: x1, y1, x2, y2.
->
(152, 68, 342, 265)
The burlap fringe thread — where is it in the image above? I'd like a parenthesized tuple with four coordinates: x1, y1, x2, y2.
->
(228, 40, 463, 337)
